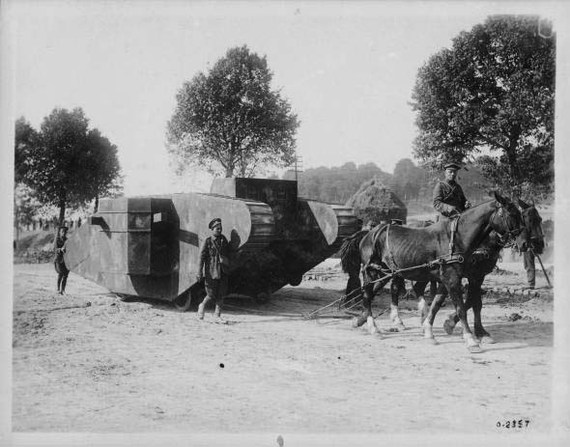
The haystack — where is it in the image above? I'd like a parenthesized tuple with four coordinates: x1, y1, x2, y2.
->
(346, 178, 407, 226)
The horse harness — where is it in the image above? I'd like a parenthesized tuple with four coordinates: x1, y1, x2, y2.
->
(366, 201, 521, 279)
(362, 201, 523, 283)
(364, 220, 465, 281)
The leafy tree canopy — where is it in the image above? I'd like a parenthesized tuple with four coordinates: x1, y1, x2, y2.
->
(411, 15, 555, 200)
(15, 117, 39, 185)
(15, 108, 123, 223)
(166, 45, 300, 178)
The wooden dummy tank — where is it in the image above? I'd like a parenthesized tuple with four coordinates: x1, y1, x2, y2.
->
(64, 178, 360, 310)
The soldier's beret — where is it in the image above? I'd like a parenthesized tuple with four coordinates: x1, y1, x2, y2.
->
(208, 218, 222, 229)
(443, 162, 462, 170)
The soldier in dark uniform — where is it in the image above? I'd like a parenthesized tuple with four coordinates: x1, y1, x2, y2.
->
(53, 225, 70, 295)
(433, 162, 471, 217)
(196, 218, 230, 324)
(430, 162, 472, 303)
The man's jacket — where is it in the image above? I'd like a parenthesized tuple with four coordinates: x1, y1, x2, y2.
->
(198, 235, 230, 280)
(433, 180, 468, 217)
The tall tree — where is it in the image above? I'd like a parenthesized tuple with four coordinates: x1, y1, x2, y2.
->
(14, 108, 122, 224)
(166, 45, 300, 178)
(82, 128, 124, 212)
(411, 15, 555, 199)
(15, 117, 39, 185)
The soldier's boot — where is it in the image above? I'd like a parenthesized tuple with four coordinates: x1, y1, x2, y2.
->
(197, 302, 205, 320)
(213, 305, 227, 324)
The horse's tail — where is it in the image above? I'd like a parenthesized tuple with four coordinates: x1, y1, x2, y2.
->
(339, 229, 369, 275)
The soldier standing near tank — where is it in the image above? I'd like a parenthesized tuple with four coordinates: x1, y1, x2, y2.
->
(196, 218, 230, 324)
(54, 225, 70, 295)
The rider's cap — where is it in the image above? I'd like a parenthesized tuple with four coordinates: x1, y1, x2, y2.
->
(443, 162, 462, 171)
(208, 218, 222, 230)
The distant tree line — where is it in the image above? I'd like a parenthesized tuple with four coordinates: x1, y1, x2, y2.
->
(284, 162, 392, 205)
(285, 158, 492, 208)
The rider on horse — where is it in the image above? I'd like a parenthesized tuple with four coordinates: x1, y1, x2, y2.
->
(429, 161, 472, 302)
(433, 162, 471, 218)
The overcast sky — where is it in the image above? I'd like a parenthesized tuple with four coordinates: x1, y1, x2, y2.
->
(5, 0, 566, 196)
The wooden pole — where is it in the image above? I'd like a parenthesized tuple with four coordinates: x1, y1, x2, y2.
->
(531, 249, 552, 288)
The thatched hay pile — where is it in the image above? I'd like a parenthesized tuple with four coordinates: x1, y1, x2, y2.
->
(346, 178, 407, 226)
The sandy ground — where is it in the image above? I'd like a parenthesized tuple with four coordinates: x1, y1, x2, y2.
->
(12, 260, 554, 435)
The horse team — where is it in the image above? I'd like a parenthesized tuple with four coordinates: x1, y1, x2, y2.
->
(340, 191, 545, 353)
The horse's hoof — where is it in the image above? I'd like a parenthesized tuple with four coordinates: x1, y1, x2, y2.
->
(372, 329, 384, 338)
(443, 318, 456, 335)
(368, 324, 383, 338)
(367, 317, 378, 333)
(352, 316, 367, 328)
(481, 336, 496, 345)
(468, 344, 483, 353)
(424, 337, 438, 345)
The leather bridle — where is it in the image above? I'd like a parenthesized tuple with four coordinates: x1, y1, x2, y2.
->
(490, 203, 525, 246)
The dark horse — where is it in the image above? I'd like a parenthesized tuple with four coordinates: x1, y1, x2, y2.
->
(341, 191, 527, 353)
(424, 198, 544, 342)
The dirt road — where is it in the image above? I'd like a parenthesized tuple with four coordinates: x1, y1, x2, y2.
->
(12, 262, 553, 435)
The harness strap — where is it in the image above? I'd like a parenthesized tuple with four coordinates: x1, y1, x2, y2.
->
(363, 219, 470, 279)
(449, 216, 460, 255)
(365, 254, 464, 277)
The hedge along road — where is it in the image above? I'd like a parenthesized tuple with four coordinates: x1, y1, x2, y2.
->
(12, 262, 553, 434)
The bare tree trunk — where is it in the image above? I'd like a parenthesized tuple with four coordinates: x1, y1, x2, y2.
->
(506, 137, 521, 197)
(225, 141, 236, 178)
(58, 195, 66, 227)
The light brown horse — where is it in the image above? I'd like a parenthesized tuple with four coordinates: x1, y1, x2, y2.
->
(348, 191, 527, 353)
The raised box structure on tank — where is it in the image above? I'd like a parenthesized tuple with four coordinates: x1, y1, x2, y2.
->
(64, 178, 359, 310)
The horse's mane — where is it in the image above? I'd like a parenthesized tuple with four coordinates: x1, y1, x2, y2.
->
(523, 206, 541, 220)
(339, 229, 369, 273)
